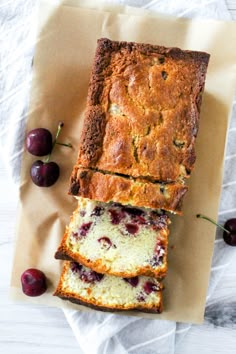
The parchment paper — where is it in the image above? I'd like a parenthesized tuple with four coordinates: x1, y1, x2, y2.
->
(10, 1, 236, 324)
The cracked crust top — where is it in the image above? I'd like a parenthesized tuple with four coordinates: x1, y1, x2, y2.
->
(77, 38, 210, 183)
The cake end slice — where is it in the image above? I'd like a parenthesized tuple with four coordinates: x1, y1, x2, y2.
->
(54, 261, 163, 313)
(69, 167, 188, 215)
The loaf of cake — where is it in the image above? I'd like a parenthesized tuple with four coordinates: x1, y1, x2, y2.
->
(54, 39, 210, 314)
(54, 261, 163, 313)
(55, 197, 170, 278)
(69, 38, 210, 213)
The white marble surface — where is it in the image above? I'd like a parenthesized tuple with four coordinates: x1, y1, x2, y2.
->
(1, 1, 236, 353)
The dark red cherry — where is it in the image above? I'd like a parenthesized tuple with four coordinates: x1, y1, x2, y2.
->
(150, 255, 164, 267)
(123, 277, 139, 287)
(137, 293, 145, 302)
(143, 281, 160, 295)
(133, 215, 147, 225)
(21, 268, 47, 296)
(71, 262, 83, 273)
(125, 223, 139, 234)
(91, 206, 104, 217)
(197, 214, 236, 247)
(151, 214, 168, 230)
(28, 123, 72, 188)
(109, 209, 125, 225)
(30, 160, 59, 187)
(98, 237, 112, 250)
(70, 262, 103, 283)
(223, 219, 236, 246)
(80, 270, 104, 283)
(79, 222, 92, 237)
(26, 128, 52, 156)
(122, 207, 143, 216)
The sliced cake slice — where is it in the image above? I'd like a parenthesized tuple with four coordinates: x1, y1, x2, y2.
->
(54, 261, 163, 313)
(69, 167, 188, 214)
(55, 197, 170, 278)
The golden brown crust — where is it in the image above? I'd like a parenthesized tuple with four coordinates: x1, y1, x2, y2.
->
(54, 291, 163, 313)
(69, 167, 187, 214)
(77, 38, 210, 183)
(54, 262, 163, 313)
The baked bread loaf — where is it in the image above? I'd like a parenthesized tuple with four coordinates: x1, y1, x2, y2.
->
(54, 261, 163, 313)
(54, 39, 210, 313)
(55, 197, 170, 278)
(69, 38, 210, 213)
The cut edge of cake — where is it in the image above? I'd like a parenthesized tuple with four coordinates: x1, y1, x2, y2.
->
(55, 229, 168, 279)
(55, 198, 170, 279)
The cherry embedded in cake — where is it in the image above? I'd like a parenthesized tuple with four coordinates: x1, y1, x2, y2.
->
(123, 276, 139, 287)
(55, 197, 170, 278)
(70, 262, 104, 283)
(98, 237, 113, 250)
(54, 261, 163, 313)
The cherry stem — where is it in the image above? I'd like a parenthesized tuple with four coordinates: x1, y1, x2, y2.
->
(56, 142, 72, 148)
(196, 214, 230, 234)
(45, 122, 64, 163)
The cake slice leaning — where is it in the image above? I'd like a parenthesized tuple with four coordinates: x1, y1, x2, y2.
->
(55, 197, 170, 278)
(54, 261, 163, 313)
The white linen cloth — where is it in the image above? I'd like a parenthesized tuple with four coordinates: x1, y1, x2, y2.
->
(0, 1, 235, 353)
